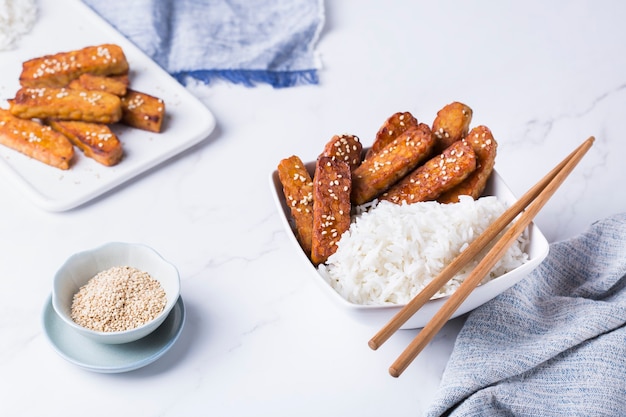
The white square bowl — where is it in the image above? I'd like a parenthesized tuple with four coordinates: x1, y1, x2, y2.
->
(270, 158, 549, 329)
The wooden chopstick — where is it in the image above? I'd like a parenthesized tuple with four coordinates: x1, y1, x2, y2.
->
(369, 136, 595, 352)
(378, 136, 594, 377)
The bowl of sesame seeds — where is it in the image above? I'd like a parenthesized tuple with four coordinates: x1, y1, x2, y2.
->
(52, 242, 180, 344)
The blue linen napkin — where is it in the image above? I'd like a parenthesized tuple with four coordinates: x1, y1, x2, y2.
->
(426, 213, 626, 417)
(82, 0, 324, 88)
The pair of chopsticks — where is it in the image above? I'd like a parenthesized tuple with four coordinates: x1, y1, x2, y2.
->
(369, 136, 595, 378)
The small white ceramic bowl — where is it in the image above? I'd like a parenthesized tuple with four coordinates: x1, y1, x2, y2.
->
(270, 155, 549, 329)
(52, 242, 180, 344)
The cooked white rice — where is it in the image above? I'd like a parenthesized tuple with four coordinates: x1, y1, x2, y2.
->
(318, 196, 529, 305)
(0, 0, 37, 51)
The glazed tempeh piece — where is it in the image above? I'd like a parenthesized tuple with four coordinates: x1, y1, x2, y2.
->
(381, 140, 477, 205)
(321, 134, 363, 171)
(48, 120, 123, 167)
(0, 109, 74, 170)
(351, 123, 436, 205)
(9, 87, 122, 123)
(366, 111, 418, 160)
(68, 73, 129, 96)
(120, 89, 165, 133)
(438, 125, 498, 203)
(311, 157, 352, 265)
(19, 44, 129, 88)
(277, 155, 315, 255)
(432, 101, 473, 152)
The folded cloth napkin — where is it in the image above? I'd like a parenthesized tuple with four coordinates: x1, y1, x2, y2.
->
(82, 0, 324, 88)
(426, 213, 626, 417)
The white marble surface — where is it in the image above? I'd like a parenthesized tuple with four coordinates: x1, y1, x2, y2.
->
(1, 1, 626, 416)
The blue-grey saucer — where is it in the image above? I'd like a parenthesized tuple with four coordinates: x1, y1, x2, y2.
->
(42, 295, 185, 373)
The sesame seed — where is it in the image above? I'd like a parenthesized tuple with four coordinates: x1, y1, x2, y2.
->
(70, 266, 166, 333)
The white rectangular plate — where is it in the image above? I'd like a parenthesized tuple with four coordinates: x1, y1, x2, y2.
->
(0, 0, 216, 211)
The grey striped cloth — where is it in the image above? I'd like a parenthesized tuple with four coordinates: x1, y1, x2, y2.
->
(426, 213, 626, 417)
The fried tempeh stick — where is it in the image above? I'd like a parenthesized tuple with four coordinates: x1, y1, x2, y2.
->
(19, 44, 129, 88)
(277, 155, 315, 255)
(0, 109, 74, 170)
(432, 101, 473, 152)
(68, 73, 129, 96)
(320, 134, 363, 171)
(351, 123, 435, 205)
(381, 140, 477, 205)
(48, 120, 123, 167)
(120, 89, 166, 133)
(438, 125, 498, 203)
(366, 111, 419, 160)
(311, 156, 352, 265)
(9, 87, 122, 124)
